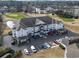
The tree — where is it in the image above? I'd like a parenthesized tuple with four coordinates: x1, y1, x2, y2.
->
(13, 50, 22, 58)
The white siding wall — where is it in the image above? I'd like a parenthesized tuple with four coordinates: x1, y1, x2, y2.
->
(12, 23, 64, 38)
(44, 25, 48, 30)
(26, 27, 34, 34)
(35, 26, 39, 32)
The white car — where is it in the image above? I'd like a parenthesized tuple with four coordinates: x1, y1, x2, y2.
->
(24, 48, 29, 55)
(31, 45, 37, 53)
(44, 43, 51, 48)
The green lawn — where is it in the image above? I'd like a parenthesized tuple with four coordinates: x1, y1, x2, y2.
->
(48, 13, 75, 22)
(58, 15, 75, 22)
(5, 13, 27, 20)
(48, 13, 56, 18)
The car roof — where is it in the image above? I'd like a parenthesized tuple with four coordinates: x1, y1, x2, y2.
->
(24, 49, 28, 52)
(31, 45, 35, 49)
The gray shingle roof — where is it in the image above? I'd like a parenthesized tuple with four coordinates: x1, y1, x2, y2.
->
(20, 16, 52, 27)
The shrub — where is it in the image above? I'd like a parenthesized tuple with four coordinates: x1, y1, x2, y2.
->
(0, 47, 14, 57)
(1, 53, 13, 58)
(74, 16, 78, 19)
(13, 50, 22, 58)
(8, 31, 12, 35)
(69, 39, 79, 44)
(0, 36, 3, 46)
(11, 38, 17, 45)
(76, 43, 79, 48)
(59, 44, 65, 50)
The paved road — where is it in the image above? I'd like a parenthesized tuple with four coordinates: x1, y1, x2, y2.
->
(26, 13, 47, 17)
(67, 43, 79, 58)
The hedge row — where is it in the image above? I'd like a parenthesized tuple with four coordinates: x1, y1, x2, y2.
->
(59, 44, 65, 50)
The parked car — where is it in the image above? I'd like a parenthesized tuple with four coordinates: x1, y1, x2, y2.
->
(56, 39, 62, 43)
(40, 43, 51, 49)
(44, 43, 51, 48)
(31, 45, 37, 53)
(47, 31, 54, 36)
(53, 40, 60, 44)
(58, 29, 68, 35)
(11, 40, 16, 45)
(24, 48, 29, 55)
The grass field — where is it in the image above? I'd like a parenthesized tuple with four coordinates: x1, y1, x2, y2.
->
(48, 14, 75, 22)
(48, 13, 57, 18)
(5, 13, 27, 20)
(65, 23, 79, 34)
(58, 15, 75, 22)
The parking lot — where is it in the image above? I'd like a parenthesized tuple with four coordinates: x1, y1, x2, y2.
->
(2, 29, 79, 53)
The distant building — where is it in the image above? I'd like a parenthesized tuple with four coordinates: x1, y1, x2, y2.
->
(60, 6, 79, 18)
(32, 6, 55, 14)
(73, 6, 79, 17)
(45, 6, 55, 13)
(32, 7, 47, 14)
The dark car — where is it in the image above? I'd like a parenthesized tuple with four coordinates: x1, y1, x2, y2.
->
(53, 40, 60, 44)
(57, 29, 68, 35)
(39, 43, 51, 49)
